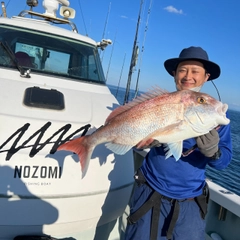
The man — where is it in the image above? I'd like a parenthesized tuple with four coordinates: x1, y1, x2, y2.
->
(125, 46, 232, 240)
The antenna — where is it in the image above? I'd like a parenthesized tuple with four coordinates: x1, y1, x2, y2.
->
(124, 0, 144, 104)
(100, 2, 111, 62)
(77, 0, 88, 36)
(105, 31, 117, 81)
(102, 2, 111, 40)
(116, 53, 126, 101)
(134, 0, 153, 98)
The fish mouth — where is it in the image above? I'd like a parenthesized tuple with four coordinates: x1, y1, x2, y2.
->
(217, 103, 230, 124)
(217, 103, 228, 115)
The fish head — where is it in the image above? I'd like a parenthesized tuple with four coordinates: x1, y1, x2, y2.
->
(182, 90, 230, 133)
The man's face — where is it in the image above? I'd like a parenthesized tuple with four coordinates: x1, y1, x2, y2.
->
(173, 60, 210, 91)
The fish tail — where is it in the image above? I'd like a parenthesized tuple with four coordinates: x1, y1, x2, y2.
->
(57, 136, 93, 178)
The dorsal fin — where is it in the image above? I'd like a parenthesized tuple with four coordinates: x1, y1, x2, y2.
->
(106, 86, 169, 124)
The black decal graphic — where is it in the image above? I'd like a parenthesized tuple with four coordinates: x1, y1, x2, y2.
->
(27, 122, 52, 156)
(48, 166, 62, 178)
(32, 166, 39, 178)
(0, 123, 30, 160)
(14, 165, 22, 178)
(0, 123, 91, 161)
(48, 123, 90, 154)
(40, 166, 47, 178)
(14, 165, 63, 179)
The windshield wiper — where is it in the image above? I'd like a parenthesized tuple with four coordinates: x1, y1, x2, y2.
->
(0, 41, 31, 78)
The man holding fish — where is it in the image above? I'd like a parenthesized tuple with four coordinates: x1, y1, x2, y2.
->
(57, 46, 232, 239)
(124, 47, 232, 240)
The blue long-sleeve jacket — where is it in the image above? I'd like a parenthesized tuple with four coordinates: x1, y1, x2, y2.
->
(140, 123, 232, 199)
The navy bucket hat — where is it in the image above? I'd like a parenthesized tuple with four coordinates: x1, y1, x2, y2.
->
(164, 46, 221, 80)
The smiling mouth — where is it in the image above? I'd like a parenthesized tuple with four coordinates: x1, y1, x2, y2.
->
(180, 81, 195, 87)
(182, 81, 194, 85)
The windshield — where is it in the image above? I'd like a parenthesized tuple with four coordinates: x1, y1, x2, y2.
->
(0, 24, 106, 83)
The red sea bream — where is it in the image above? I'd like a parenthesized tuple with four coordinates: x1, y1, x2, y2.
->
(58, 87, 230, 177)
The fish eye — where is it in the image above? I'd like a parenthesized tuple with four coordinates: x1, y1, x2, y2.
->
(197, 97, 206, 104)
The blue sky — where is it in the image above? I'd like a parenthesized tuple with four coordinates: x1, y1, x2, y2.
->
(5, 0, 240, 110)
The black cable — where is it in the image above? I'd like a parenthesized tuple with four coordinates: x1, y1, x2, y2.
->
(77, 0, 88, 36)
(210, 80, 221, 101)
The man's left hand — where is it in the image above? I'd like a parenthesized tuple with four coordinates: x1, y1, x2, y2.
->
(196, 129, 220, 158)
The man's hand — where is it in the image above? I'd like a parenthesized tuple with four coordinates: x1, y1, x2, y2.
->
(196, 129, 220, 158)
(137, 140, 162, 150)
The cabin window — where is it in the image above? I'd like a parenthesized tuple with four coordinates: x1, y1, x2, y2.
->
(0, 24, 106, 84)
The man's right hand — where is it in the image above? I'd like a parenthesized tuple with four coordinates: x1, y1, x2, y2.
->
(138, 139, 162, 149)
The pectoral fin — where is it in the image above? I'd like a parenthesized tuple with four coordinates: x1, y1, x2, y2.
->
(164, 141, 183, 161)
(105, 142, 133, 155)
